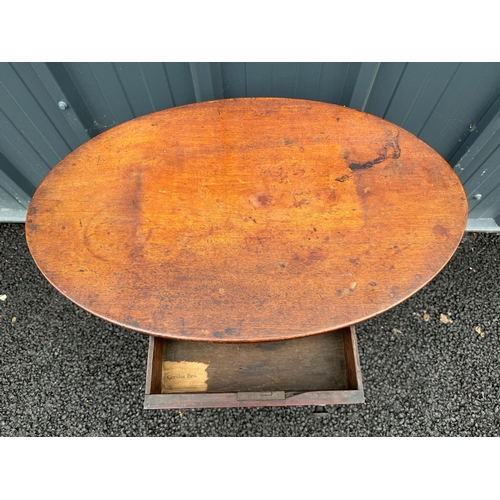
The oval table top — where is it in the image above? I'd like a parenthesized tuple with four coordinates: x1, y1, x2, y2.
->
(26, 98, 468, 342)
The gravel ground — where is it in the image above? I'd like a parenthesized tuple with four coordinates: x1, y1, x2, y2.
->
(1, 223, 499, 436)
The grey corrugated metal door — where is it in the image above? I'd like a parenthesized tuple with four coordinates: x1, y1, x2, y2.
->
(1, 62, 500, 230)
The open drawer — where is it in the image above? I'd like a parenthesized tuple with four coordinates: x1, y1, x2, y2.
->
(144, 326, 364, 409)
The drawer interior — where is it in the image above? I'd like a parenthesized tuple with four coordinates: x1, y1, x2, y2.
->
(146, 327, 360, 396)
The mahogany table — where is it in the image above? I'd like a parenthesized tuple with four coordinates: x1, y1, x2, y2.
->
(25, 98, 468, 409)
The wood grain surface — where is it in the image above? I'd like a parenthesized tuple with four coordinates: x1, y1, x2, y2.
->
(161, 329, 348, 393)
(25, 98, 468, 342)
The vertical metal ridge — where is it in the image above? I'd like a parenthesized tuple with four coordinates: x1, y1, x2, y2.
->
(161, 63, 176, 107)
(86, 62, 123, 127)
(0, 106, 52, 185)
(10, 63, 72, 154)
(0, 64, 65, 170)
(459, 139, 500, 186)
(451, 95, 500, 218)
(338, 62, 359, 105)
(349, 62, 380, 112)
(30, 63, 91, 146)
(0, 151, 35, 202)
(397, 64, 434, 129)
(190, 63, 203, 102)
(269, 63, 275, 96)
(473, 183, 500, 220)
(190, 63, 224, 102)
(137, 63, 156, 112)
(382, 62, 408, 119)
(111, 63, 135, 118)
(313, 62, 324, 101)
(243, 62, 247, 96)
(0, 102, 52, 172)
(454, 99, 500, 220)
(424, 64, 472, 151)
(416, 63, 462, 137)
(450, 94, 500, 170)
(292, 62, 300, 98)
(0, 184, 23, 206)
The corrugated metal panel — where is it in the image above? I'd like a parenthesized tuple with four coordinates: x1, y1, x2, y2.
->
(2, 62, 500, 229)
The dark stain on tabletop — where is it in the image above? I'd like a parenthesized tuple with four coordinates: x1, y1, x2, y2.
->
(250, 193, 274, 209)
(349, 132, 401, 171)
(27, 219, 37, 232)
(336, 174, 351, 182)
(433, 224, 450, 238)
(308, 249, 326, 262)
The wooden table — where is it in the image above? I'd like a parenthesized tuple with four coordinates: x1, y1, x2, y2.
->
(26, 98, 468, 409)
